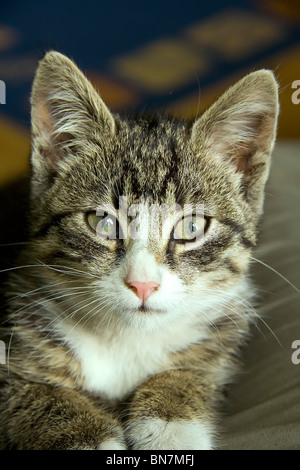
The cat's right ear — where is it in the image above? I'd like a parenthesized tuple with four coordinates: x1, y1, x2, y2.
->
(30, 51, 115, 179)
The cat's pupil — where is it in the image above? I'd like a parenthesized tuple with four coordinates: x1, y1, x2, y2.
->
(102, 217, 114, 232)
(189, 220, 197, 233)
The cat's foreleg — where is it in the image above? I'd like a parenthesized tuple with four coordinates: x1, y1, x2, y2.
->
(124, 369, 216, 450)
(0, 379, 126, 450)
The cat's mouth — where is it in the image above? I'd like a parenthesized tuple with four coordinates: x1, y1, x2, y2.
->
(137, 305, 165, 314)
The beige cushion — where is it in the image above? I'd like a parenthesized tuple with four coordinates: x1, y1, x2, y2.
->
(222, 141, 300, 450)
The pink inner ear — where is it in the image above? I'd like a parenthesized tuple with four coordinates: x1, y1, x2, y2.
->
(34, 99, 74, 166)
(215, 111, 275, 176)
(35, 100, 53, 135)
(228, 144, 254, 174)
(235, 154, 248, 173)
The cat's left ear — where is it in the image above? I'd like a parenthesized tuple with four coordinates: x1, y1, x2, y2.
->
(191, 70, 279, 214)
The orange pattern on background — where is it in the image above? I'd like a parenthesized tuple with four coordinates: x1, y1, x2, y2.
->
(0, 115, 30, 185)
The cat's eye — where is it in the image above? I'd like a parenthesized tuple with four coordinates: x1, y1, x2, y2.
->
(173, 214, 207, 242)
(87, 212, 118, 239)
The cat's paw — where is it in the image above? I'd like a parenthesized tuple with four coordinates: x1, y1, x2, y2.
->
(67, 438, 127, 450)
(66, 428, 127, 450)
(126, 417, 213, 450)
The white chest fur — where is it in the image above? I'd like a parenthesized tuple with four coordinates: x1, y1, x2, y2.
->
(59, 321, 207, 403)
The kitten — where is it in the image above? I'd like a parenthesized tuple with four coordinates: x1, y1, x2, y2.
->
(0, 51, 279, 450)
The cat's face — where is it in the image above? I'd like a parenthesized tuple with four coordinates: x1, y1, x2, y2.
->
(27, 52, 279, 332)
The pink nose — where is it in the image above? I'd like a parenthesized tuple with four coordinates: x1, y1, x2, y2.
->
(128, 281, 160, 303)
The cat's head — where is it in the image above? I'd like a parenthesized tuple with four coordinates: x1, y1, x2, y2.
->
(28, 51, 279, 332)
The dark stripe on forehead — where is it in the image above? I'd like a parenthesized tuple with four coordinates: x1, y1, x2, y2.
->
(144, 115, 160, 130)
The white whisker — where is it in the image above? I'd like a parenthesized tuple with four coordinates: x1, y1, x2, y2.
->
(250, 256, 300, 294)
